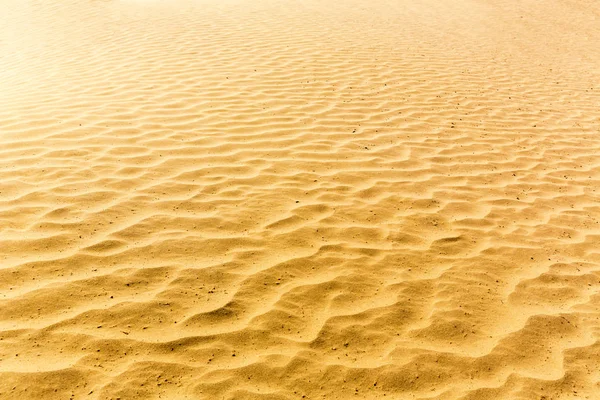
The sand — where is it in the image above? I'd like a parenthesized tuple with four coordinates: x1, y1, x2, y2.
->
(1, 0, 600, 399)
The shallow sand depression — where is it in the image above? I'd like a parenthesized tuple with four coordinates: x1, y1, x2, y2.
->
(1, 0, 600, 399)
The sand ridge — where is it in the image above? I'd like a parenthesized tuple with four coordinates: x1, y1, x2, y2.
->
(1, 0, 600, 399)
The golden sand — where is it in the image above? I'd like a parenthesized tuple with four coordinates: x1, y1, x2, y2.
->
(1, 0, 600, 399)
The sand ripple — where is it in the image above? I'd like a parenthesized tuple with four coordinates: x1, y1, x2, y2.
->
(1, 0, 600, 399)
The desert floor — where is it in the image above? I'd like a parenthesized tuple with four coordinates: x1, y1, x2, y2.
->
(1, 0, 600, 399)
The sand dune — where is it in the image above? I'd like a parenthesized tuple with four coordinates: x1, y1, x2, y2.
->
(1, 0, 600, 399)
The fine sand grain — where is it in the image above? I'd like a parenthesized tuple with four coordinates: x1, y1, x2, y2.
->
(1, 0, 600, 399)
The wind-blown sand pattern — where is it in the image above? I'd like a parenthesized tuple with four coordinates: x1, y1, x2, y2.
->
(1, 0, 600, 399)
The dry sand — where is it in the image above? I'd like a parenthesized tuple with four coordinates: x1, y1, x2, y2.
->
(1, 0, 600, 399)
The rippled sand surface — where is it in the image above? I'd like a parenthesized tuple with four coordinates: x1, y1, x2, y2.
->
(1, 0, 600, 399)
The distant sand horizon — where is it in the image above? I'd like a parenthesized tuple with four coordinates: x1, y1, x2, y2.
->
(1, 0, 600, 399)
